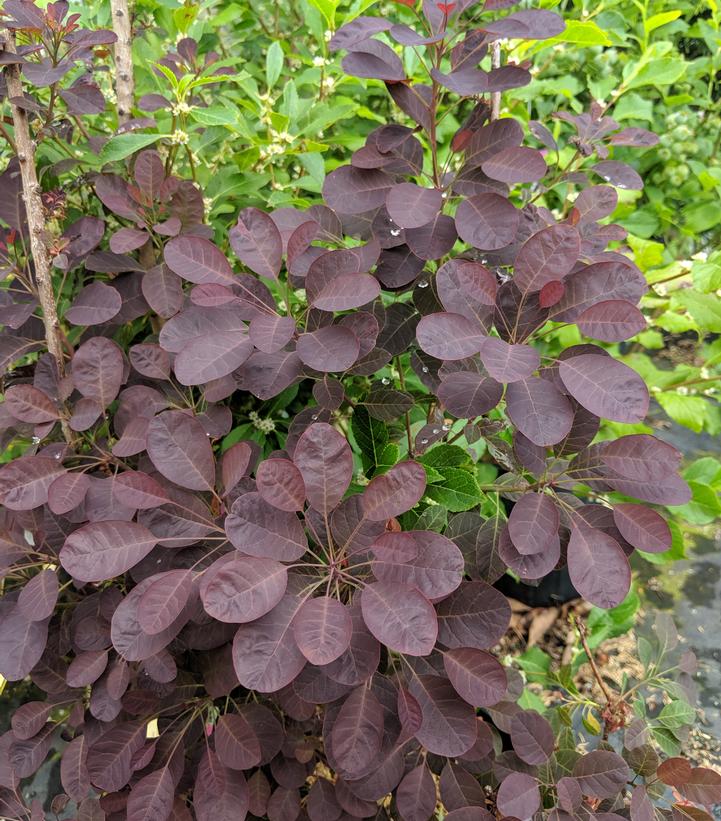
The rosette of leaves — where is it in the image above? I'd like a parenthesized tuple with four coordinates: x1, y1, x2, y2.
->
(0, 0, 718, 819)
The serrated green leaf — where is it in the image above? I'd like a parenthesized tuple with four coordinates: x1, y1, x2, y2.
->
(424, 468, 481, 512)
(351, 406, 388, 471)
(419, 444, 471, 470)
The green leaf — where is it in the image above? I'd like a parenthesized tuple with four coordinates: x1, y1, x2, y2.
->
(519, 688, 547, 713)
(351, 406, 388, 472)
(672, 480, 721, 524)
(97, 134, 169, 165)
(414, 503, 448, 533)
(419, 444, 471, 470)
(516, 647, 551, 683)
(376, 443, 400, 474)
(673, 290, 721, 332)
(644, 10, 682, 34)
(266, 41, 284, 89)
(424, 468, 481, 512)
(190, 107, 239, 127)
(692, 253, 721, 293)
(656, 700, 696, 729)
(656, 393, 710, 433)
(306, 0, 338, 27)
(651, 727, 681, 757)
(625, 55, 687, 90)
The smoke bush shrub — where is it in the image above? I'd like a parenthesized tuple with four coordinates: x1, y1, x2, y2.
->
(0, 1, 719, 820)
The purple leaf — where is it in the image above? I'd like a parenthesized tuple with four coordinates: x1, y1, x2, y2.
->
(455, 193, 519, 250)
(567, 522, 631, 609)
(360, 582, 437, 656)
(386, 182, 443, 229)
(0, 602, 49, 681)
(362, 460, 427, 520)
(293, 422, 353, 514)
(249, 314, 296, 353)
(496, 772, 540, 819)
(558, 354, 649, 423)
(320, 599, 380, 686)
(60, 521, 158, 582)
(574, 185, 618, 222)
(514, 224, 580, 294)
(679, 767, 721, 808)
(573, 750, 631, 799)
(322, 166, 393, 215)
(329, 17, 392, 49)
(371, 530, 464, 600)
(436, 580, 511, 649)
(613, 504, 672, 553)
(510, 710, 555, 764)
(256, 458, 306, 511)
(137, 569, 194, 635)
(194, 749, 249, 821)
(134, 150, 165, 199)
(229, 207, 283, 279)
(293, 596, 352, 665)
(483, 9, 565, 39)
(505, 377, 574, 446)
(4, 384, 59, 423)
(310, 273, 381, 312)
(601, 434, 681, 481)
(109, 226, 148, 254)
(438, 371, 503, 418)
(129, 343, 171, 380)
(200, 555, 288, 623)
(66, 650, 109, 688)
(405, 213, 458, 260)
(222, 441, 256, 494)
(507, 493, 559, 555)
(164, 236, 235, 285)
(437, 258, 497, 320)
(113, 471, 169, 509)
(225, 492, 307, 560)
(499, 524, 560, 580)
(65, 282, 123, 325)
(215, 713, 261, 770)
(409, 674, 478, 757)
(480, 337, 540, 383)
(577, 300, 646, 342)
(593, 160, 643, 190)
(342, 39, 405, 81)
(396, 764, 436, 821)
(0, 457, 66, 512)
(146, 410, 216, 492)
(87, 721, 147, 792)
(552, 260, 646, 322)
(18, 569, 58, 622)
(296, 325, 360, 372)
(232, 592, 307, 692)
(72, 337, 124, 407)
(126, 767, 174, 821)
(60, 736, 90, 802)
(142, 264, 184, 318)
(482, 147, 547, 183)
(417, 312, 486, 360)
(443, 648, 507, 707)
(331, 686, 384, 778)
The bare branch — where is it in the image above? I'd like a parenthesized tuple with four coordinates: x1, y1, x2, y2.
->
(110, 0, 135, 124)
(2, 30, 74, 444)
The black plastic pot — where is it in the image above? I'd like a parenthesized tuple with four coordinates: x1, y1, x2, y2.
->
(494, 565, 579, 608)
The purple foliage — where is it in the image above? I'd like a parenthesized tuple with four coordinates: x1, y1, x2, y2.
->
(0, 1, 711, 820)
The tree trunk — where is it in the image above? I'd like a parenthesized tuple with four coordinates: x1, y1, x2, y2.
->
(2, 30, 74, 444)
(110, 0, 134, 124)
